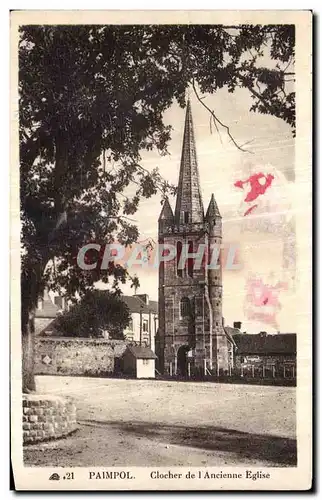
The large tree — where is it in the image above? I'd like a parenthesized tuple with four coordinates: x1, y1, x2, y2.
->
(55, 290, 131, 339)
(19, 24, 295, 392)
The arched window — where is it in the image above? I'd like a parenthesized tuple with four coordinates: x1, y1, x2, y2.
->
(180, 297, 191, 319)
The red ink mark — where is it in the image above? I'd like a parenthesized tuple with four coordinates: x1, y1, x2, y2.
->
(244, 204, 258, 217)
(234, 173, 275, 216)
(244, 277, 288, 328)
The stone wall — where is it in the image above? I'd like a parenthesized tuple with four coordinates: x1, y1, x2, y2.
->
(35, 337, 127, 376)
(23, 394, 77, 444)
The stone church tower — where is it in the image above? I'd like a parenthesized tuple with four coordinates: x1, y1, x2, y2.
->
(157, 100, 230, 376)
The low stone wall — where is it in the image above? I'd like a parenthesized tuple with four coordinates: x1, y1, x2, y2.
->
(23, 394, 77, 444)
(35, 337, 127, 376)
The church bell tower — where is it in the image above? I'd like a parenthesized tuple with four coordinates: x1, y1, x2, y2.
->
(157, 100, 230, 376)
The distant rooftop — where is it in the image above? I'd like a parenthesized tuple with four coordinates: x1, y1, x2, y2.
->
(232, 332, 296, 355)
(126, 345, 157, 359)
(121, 295, 158, 315)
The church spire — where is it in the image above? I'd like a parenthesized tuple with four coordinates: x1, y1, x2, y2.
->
(205, 193, 221, 220)
(158, 197, 174, 222)
(174, 99, 204, 224)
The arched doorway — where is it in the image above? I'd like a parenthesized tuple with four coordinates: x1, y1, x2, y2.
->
(177, 345, 190, 376)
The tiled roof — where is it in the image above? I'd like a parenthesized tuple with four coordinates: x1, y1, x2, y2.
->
(34, 318, 57, 336)
(36, 292, 158, 319)
(126, 345, 157, 359)
(121, 295, 158, 315)
(232, 333, 296, 355)
(225, 326, 242, 337)
(224, 327, 238, 346)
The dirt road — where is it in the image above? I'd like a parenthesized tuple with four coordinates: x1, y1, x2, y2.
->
(24, 376, 296, 467)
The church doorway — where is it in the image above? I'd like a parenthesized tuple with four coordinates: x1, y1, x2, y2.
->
(177, 345, 190, 377)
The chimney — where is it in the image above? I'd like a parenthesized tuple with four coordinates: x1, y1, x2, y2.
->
(233, 321, 242, 330)
(135, 294, 149, 305)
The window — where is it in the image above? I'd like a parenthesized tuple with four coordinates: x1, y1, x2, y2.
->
(176, 241, 183, 277)
(142, 319, 148, 332)
(180, 297, 191, 319)
(187, 240, 193, 278)
(143, 359, 149, 365)
(184, 211, 190, 223)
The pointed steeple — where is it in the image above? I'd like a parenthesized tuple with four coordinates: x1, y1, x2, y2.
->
(158, 197, 174, 222)
(174, 100, 204, 224)
(205, 193, 221, 220)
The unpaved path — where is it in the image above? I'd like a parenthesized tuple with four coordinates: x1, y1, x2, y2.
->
(24, 377, 296, 467)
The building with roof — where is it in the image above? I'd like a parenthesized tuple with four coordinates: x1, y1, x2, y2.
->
(122, 294, 158, 351)
(227, 323, 296, 375)
(157, 100, 233, 376)
(35, 290, 158, 351)
(35, 290, 66, 336)
(121, 345, 157, 378)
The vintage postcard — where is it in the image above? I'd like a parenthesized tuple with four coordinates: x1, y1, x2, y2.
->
(10, 10, 312, 491)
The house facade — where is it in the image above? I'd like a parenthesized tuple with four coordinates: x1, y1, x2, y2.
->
(122, 294, 158, 351)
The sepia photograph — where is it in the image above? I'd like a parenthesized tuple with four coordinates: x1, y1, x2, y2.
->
(10, 10, 312, 491)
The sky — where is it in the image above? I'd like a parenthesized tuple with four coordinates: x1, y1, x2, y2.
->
(98, 84, 297, 334)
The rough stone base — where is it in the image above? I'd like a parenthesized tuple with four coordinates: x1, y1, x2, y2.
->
(23, 394, 77, 444)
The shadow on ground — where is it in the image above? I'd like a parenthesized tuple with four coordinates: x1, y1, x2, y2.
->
(80, 419, 297, 467)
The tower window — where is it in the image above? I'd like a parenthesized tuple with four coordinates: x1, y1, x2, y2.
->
(180, 297, 191, 319)
(176, 241, 183, 277)
(187, 240, 193, 278)
(184, 211, 190, 223)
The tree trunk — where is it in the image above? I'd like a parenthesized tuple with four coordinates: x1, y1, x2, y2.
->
(22, 308, 36, 393)
(21, 251, 49, 393)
